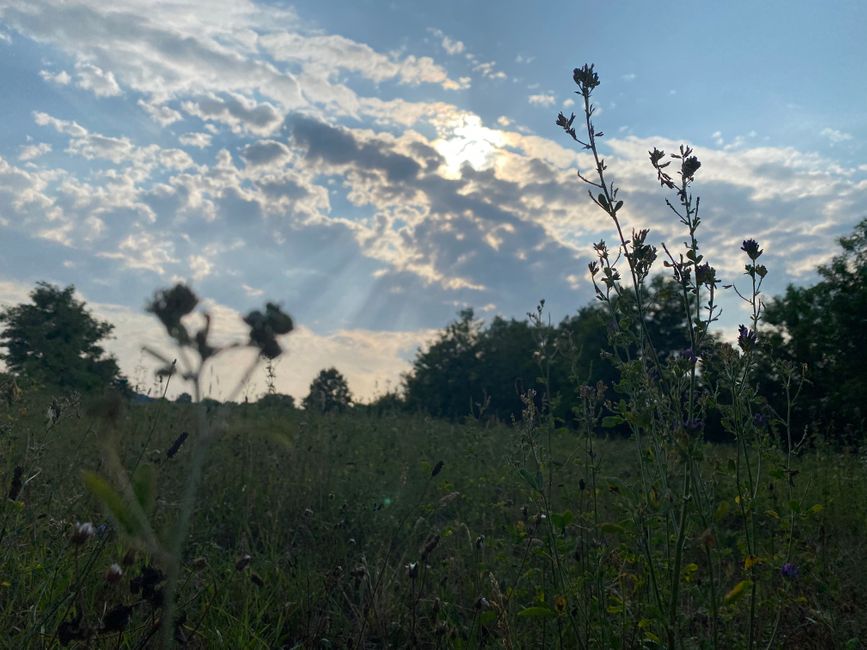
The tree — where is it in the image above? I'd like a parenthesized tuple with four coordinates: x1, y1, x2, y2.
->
(761, 217, 867, 439)
(0, 282, 121, 391)
(302, 367, 352, 413)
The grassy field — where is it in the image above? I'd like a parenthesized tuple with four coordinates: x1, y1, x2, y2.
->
(1, 390, 865, 648)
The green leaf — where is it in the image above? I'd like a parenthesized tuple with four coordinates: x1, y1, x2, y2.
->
(479, 611, 497, 625)
(714, 501, 730, 522)
(724, 579, 752, 605)
(599, 522, 627, 536)
(550, 510, 574, 531)
(132, 464, 157, 516)
(601, 415, 624, 429)
(81, 471, 137, 535)
(808, 503, 824, 515)
(519, 468, 542, 491)
(518, 606, 556, 619)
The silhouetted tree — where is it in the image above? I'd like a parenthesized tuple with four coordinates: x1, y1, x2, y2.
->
(303, 367, 352, 413)
(761, 218, 867, 439)
(0, 282, 121, 391)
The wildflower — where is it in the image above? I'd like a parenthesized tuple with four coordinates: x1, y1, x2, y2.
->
(780, 562, 799, 579)
(105, 563, 123, 584)
(738, 325, 757, 352)
(244, 303, 294, 359)
(235, 554, 252, 571)
(573, 64, 600, 92)
(406, 561, 419, 579)
(475, 596, 491, 610)
(474, 535, 485, 550)
(70, 521, 95, 545)
(741, 239, 763, 260)
(695, 262, 717, 287)
(682, 155, 701, 180)
(147, 284, 198, 345)
(681, 347, 698, 364)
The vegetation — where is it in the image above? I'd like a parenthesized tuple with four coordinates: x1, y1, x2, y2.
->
(0, 64, 865, 649)
(0, 283, 121, 392)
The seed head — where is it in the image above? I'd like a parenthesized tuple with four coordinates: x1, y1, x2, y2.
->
(104, 563, 124, 584)
(70, 521, 95, 545)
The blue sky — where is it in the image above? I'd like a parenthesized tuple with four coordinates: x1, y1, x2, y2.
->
(1, 0, 865, 400)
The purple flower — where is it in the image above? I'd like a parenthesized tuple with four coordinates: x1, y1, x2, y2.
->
(741, 239, 763, 260)
(681, 348, 698, 364)
(780, 562, 799, 579)
(738, 325, 757, 352)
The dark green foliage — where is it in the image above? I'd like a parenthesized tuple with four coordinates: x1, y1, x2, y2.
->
(302, 367, 352, 413)
(762, 218, 867, 439)
(402, 278, 692, 424)
(0, 282, 121, 391)
(256, 392, 295, 409)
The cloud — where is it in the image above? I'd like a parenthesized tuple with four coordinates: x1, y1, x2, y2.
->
(240, 139, 291, 166)
(472, 61, 507, 81)
(528, 93, 556, 107)
(821, 127, 853, 144)
(182, 93, 283, 135)
(138, 99, 183, 126)
(39, 68, 70, 85)
(19, 143, 52, 161)
(74, 60, 122, 96)
(427, 27, 465, 55)
(178, 132, 212, 148)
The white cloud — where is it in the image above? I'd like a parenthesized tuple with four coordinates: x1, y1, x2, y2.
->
(821, 127, 853, 144)
(19, 142, 52, 161)
(182, 93, 283, 135)
(179, 132, 212, 148)
(39, 68, 71, 85)
(621, 72, 637, 82)
(528, 93, 556, 107)
(138, 99, 183, 126)
(74, 60, 121, 96)
(473, 61, 507, 80)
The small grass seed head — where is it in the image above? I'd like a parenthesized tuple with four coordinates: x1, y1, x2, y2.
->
(406, 561, 419, 579)
(474, 535, 485, 550)
(235, 554, 252, 571)
(70, 521, 95, 545)
(105, 563, 123, 584)
(474, 596, 491, 610)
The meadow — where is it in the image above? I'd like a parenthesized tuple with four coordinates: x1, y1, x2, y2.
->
(2, 64, 866, 650)
(1, 390, 865, 648)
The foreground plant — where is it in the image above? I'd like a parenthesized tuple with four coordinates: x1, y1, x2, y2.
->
(548, 63, 797, 649)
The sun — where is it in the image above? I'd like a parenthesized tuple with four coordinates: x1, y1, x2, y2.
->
(433, 115, 504, 179)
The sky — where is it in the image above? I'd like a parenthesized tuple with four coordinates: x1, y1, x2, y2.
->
(1, 0, 865, 401)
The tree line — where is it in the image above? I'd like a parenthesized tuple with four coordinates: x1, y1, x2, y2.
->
(2, 218, 866, 440)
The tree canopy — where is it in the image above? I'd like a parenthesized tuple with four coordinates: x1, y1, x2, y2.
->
(761, 217, 867, 439)
(302, 367, 352, 413)
(0, 282, 121, 391)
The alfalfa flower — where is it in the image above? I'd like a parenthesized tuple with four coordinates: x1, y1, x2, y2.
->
(741, 239, 763, 260)
(780, 562, 799, 579)
(738, 325, 757, 352)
